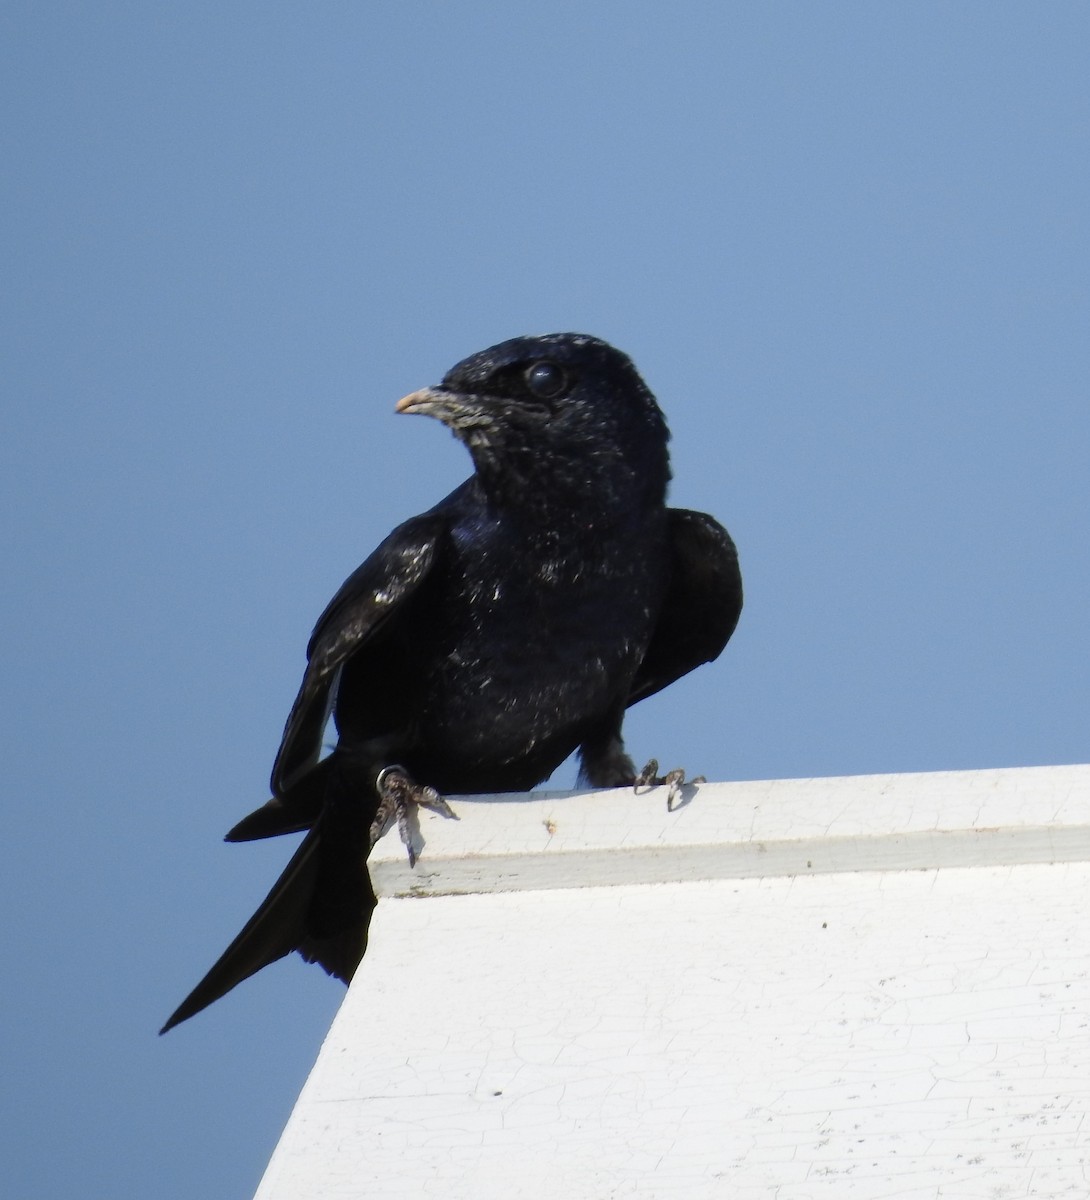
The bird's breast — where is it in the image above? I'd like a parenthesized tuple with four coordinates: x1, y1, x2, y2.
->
(413, 521, 667, 773)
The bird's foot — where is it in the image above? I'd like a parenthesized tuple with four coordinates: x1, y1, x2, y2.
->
(372, 765, 457, 867)
(633, 759, 706, 812)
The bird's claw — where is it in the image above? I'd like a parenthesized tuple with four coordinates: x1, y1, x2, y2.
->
(633, 759, 706, 811)
(372, 765, 457, 866)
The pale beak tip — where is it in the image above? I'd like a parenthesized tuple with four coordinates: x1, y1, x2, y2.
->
(395, 389, 428, 414)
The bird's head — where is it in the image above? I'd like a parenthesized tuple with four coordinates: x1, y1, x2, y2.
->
(396, 333, 672, 514)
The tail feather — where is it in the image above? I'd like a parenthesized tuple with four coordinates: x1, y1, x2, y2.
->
(159, 820, 376, 1033)
(160, 829, 322, 1034)
(224, 759, 332, 842)
(162, 754, 379, 1034)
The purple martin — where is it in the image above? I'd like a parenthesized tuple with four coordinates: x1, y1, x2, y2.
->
(161, 333, 742, 1033)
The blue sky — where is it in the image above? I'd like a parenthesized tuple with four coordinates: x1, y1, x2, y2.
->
(3, 4, 1088, 1196)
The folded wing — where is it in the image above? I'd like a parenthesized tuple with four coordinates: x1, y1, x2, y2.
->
(628, 508, 742, 707)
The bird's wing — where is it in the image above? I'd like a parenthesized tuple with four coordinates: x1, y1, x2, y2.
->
(627, 508, 742, 707)
(270, 511, 448, 798)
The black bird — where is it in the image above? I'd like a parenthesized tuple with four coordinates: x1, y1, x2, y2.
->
(161, 333, 742, 1033)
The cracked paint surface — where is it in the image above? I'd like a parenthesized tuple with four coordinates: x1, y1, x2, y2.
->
(257, 857, 1090, 1198)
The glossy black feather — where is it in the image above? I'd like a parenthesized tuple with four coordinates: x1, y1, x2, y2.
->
(628, 509, 743, 706)
(271, 512, 448, 797)
(161, 333, 742, 1033)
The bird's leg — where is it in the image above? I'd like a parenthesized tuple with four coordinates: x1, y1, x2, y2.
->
(371, 765, 457, 867)
(633, 759, 706, 812)
(578, 734, 638, 788)
(581, 734, 705, 812)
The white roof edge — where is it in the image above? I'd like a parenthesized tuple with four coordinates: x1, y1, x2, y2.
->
(370, 761, 1090, 897)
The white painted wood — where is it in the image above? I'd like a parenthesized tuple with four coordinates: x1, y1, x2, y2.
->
(369, 763, 1090, 896)
(254, 765, 1090, 1199)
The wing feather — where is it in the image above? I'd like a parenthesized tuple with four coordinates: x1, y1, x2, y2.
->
(628, 508, 742, 707)
(269, 512, 447, 796)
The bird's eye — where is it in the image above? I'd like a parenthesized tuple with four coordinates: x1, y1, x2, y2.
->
(525, 361, 568, 400)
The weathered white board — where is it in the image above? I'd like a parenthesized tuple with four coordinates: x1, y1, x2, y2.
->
(254, 765, 1090, 1199)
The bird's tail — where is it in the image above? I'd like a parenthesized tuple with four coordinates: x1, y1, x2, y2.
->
(223, 756, 333, 842)
(160, 762, 376, 1034)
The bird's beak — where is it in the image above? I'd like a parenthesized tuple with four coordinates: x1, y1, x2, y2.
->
(395, 387, 493, 434)
(395, 387, 445, 415)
